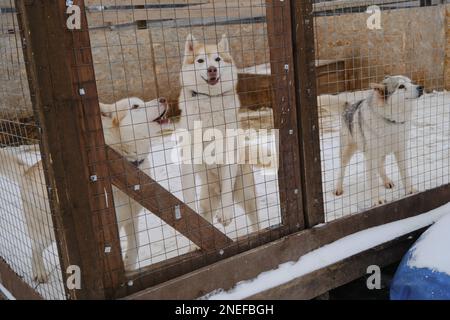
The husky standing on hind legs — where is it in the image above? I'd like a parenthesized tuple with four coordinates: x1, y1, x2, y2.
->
(177, 34, 260, 232)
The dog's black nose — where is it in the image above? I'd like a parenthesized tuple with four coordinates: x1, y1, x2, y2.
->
(207, 66, 218, 75)
(417, 85, 424, 97)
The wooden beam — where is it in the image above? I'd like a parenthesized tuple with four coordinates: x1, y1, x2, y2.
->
(290, 0, 325, 227)
(266, 0, 305, 232)
(119, 226, 290, 297)
(15, 0, 124, 299)
(125, 182, 450, 299)
(0, 258, 42, 300)
(247, 228, 426, 299)
(313, 0, 413, 12)
(85, 0, 265, 28)
(420, 0, 432, 7)
(106, 146, 233, 251)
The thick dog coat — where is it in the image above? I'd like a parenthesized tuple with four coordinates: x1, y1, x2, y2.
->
(334, 75, 423, 205)
(0, 97, 169, 282)
(177, 34, 259, 231)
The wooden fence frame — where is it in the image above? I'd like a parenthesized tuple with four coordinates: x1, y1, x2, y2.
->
(0, 258, 42, 300)
(1, 0, 449, 300)
(15, 0, 125, 299)
(126, 182, 450, 299)
(8, 0, 312, 299)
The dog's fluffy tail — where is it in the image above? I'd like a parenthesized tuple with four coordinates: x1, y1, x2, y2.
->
(317, 94, 349, 133)
(0, 145, 38, 181)
(317, 94, 348, 116)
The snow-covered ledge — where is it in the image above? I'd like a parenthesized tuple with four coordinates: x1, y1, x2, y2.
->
(0, 282, 15, 300)
(202, 202, 450, 300)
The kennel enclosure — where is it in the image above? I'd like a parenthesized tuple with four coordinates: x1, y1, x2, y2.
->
(0, 0, 449, 299)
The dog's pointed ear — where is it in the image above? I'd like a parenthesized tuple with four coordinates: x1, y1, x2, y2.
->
(183, 34, 198, 64)
(370, 82, 387, 98)
(218, 34, 230, 53)
(184, 34, 197, 55)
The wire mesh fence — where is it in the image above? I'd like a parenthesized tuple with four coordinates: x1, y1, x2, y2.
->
(84, 0, 289, 280)
(0, 0, 297, 299)
(0, 0, 65, 299)
(314, 0, 449, 221)
(0, 0, 449, 300)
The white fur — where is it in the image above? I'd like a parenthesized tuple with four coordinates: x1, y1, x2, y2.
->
(334, 75, 423, 205)
(178, 34, 259, 231)
(0, 97, 167, 282)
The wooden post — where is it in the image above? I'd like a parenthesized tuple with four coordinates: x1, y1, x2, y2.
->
(15, 0, 124, 299)
(266, 0, 305, 233)
(445, 2, 450, 90)
(290, 0, 325, 227)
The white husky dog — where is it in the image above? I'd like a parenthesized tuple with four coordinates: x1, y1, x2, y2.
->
(0, 96, 169, 282)
(334, 75, 423, 205)
(177, 34, 259, 231)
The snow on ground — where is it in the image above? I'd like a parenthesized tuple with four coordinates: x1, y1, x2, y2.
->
(0, 89, 449, 299)
(0, 282, 15, 300)
(204, 202, 450, 300)
(125, 131, 282, 269)
(0, 147, 65, 299)
(0, 134, 282, 299)
(407, 209, 450, 276)
(321, 90, 450, 221)
(0, 175, 65, 300)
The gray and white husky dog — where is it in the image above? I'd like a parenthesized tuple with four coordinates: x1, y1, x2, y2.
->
(334, 75, 424, 205)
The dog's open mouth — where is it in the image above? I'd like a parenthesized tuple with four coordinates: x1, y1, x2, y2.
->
(154, 109, 168, 125)
(153, 98, 169, 125)
(202, 76, 220, 86)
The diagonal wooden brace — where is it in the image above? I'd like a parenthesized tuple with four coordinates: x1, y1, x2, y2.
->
(106, 146, 233, 251)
